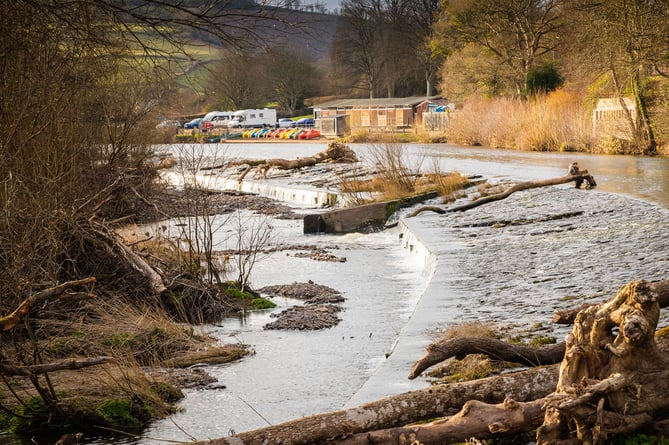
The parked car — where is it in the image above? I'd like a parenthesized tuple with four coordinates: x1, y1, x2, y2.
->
(295, 117, 315, 127)
(277, 118, 295, 128)
(184, 118, 202, 129)
(156, 119, 181, 129)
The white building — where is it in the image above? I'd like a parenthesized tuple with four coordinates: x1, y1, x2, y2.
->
(593, 97, 637, 140)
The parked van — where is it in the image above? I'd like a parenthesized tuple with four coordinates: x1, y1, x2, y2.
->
(227, 109, 277, 128)
(201, 111, 234, 130)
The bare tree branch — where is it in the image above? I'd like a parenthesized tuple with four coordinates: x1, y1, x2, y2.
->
(0, 357, 114, 377)
(0, 278, 96, 331)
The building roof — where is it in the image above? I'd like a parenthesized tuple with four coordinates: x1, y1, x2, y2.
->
(313, 96, 442, 109)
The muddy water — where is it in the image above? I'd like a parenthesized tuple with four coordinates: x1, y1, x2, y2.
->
(19, 143, 668, 445)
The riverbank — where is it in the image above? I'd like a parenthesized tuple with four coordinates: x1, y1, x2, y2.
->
(136, 143, 669, 443)
(3, 143, 668, 444)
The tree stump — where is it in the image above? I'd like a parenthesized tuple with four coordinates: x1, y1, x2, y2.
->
(537, 280, 669, 444)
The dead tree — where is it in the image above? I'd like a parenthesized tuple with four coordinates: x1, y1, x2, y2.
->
(411, 279, 669, 379)
(538, 279, 669, 444)
(553, 279, 669, 324)
(409, 337, 566, 379)
(0, 278, 96, 331)
(0, 278, 115, 376)
(409, 164, 597, 217)
(333, 398, 547, 445)
(192, 366, 559, 445)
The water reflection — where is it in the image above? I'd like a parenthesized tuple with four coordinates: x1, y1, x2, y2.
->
(406, 144, 669, 209)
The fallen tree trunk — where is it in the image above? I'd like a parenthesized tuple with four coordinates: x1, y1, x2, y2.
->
(200, 278, 669, 445)
(193, 366, 559, 445)
(0, 357, 114, 377)
(332, 398, 547, 445)
(538, 279, 669, 444)
(409, 166, 596, 217)
(89, 218, 167, 295)
(409, 337, 566, 379)
(1, 279, 115, 376)
(411, 279, 669, 379)
(118, 240, 167, 295)
(234, 141, 358, 180)
(0, 278, 96, 331)
(353, 280, 669, 444)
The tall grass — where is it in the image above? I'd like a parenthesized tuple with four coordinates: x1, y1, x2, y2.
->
(340, 143, 469, 202)
(365, 143, 424, 199)
(445, 91, 595, 152)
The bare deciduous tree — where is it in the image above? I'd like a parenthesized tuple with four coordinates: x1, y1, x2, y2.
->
(230, 211, 274, 292)
(562, 0, 669, 154)
(439, 0, 563, 97)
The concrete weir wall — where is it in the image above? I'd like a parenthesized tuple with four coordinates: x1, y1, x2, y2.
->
(165, 170, 437, 234)
(304, 192, 438, 234)
(304, 201, 392, 234)
(164, 172, 342, 207)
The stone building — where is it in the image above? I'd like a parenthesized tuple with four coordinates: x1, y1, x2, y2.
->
(312, 96, 444, 137)
(593, 97, 637, 140)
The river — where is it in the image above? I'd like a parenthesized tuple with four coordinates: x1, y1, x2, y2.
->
(8, 143, 669, 445)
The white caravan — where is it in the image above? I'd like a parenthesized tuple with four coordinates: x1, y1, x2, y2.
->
(227, 109, 277, 128)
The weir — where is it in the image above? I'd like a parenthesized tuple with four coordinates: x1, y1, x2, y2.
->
(164, 170, 437, 233)
(162, 171, 342, 207)
(135, 143, 669, 443)
(344, 217, 449, 406)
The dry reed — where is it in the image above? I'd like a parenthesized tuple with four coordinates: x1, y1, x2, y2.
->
(445, 91, 595, 152)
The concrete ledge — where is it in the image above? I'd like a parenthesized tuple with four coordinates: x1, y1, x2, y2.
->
(304, 192, 438, 234)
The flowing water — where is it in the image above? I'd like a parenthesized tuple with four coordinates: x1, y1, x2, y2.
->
(4, 143, 667, 444)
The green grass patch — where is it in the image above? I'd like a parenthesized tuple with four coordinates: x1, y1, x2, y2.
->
(96, 399, 142, 428)
(6, 396, 52, 434)
(223, 282, 276, 310)
(251, 298, 276, 310)
(528, 335, 557, 347)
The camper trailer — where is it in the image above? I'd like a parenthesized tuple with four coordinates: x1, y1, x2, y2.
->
(227, 109, 277, 128)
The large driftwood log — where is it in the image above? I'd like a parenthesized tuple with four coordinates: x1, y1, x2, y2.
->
(1, 278, 114, 377)
(89, 218, 167, 295)
(235, 141, 358, 180)
(193, 366, 559, 445)
(332, 398, 547, 445)
(553, 279, 669, 324)
(538, 279, 669, 444)
(193, 279, 669, 445)
(409, 337, 566, 379)
(0, 357, 114, 377)
(118, 240, 167, 295)
(410, 279, 669, 380)
(409, 164, 596, 217)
